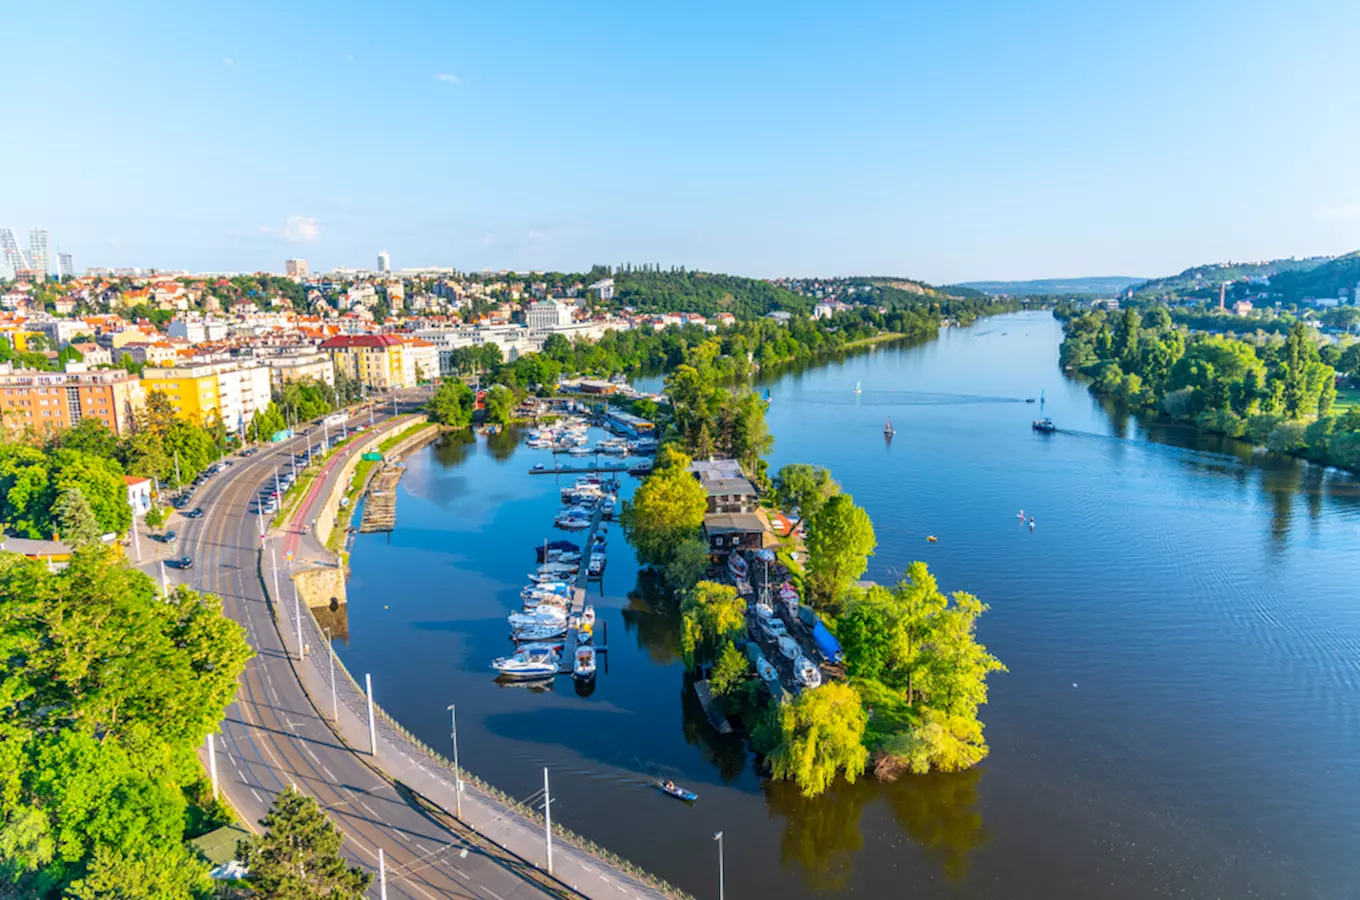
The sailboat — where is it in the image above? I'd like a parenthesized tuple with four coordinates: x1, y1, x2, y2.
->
(1032, 389, 1056, 433)
(884, 416, 896, 436)
(854, 380, 861, 395)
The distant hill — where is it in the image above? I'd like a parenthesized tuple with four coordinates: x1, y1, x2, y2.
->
(1261, 252, 1360, 304)
(1131, 256, 1334, 302)
(953, 276, 1146, 297)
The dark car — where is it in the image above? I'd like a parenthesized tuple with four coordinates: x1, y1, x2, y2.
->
(185, 508, 203, 519)
(178, 556, 193, 569)
(161, 530, 177, 543)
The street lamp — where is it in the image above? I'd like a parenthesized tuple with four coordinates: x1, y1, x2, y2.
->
(325, 627, 337, 721)
(447, 704, 462, 818)
(714, 831, 725, 900)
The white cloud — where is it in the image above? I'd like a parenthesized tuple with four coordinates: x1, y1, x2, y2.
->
(281, 216, 320, 242)
(1316, 203, 1360, 219)
(433, 73, 461, 84)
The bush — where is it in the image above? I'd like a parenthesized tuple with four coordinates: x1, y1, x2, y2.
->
(1266, 421, 1309, 453)
(1195, 408, 1245, 438)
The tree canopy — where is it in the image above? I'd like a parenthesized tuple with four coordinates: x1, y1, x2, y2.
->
(805, 493, 876, 610)
(239, 787, 372, 899)
(620, 449, 708, 570)
(425, 381, 475, 428)
(767, 682, 870, 798)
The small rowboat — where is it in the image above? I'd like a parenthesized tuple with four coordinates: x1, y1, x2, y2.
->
(656, 781, 698, 802)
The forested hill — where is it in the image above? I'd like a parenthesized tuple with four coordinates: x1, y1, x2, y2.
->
(1264, 252, 1360, 304)
(606, 268, 813, 318)
(1130, 256, 1334, 302)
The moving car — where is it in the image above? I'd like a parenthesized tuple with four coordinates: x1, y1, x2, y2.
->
(177, 556, 194, 569)
(185, 508, 203, 519)
(161, 530, 177, 543)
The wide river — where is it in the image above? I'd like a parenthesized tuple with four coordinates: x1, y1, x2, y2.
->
(339, 311, 1360, 899)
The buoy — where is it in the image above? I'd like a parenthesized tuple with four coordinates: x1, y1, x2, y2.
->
(927, 535, 937, 543)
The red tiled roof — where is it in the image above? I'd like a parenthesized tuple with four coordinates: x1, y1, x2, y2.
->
(319, 334, 399, 349)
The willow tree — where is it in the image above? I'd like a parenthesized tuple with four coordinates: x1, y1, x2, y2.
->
(680, 580, 747, 668)
(805, 493, 876, 611)
(768, 682, 869, 797)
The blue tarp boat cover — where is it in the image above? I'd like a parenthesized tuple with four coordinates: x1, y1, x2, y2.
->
(811, 619, 843, 664)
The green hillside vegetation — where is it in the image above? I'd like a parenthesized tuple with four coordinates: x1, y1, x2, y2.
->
(1059, 308, 1360, 470)
(1131, 255, 1334, 303)
(954, 276, 1146, 297)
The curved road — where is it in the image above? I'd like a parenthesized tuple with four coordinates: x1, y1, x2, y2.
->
(177, 397, 559, 900)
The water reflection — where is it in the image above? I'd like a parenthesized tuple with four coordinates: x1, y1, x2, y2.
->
(433, 429, 477, 467)
(764, 779, 868, 892)
(679, 674, 747, 783)
(621, 569, 683, 666)
(486, 424, 522, 462)
(883, 768, 991, 883)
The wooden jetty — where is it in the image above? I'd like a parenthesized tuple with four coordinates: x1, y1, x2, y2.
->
(558, 505, 608, 674)
(693, 679, 734, 734)
(529, 463, 641, 476)
(358, 464, 404, 532)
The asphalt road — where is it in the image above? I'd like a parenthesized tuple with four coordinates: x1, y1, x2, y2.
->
(180, 394, 559, 900)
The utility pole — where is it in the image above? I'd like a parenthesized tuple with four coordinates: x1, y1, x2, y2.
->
(159, 560, 168, 599)
(714, 831, 725, 900)
(365, 673, 377, 755)
(447, 704, 462, 818)
(325, 627, 337, 721)
(273, 466, 281, 503)
(290, 451, 297, 481)
(543, 767, 553, 875)
(207, 733, 219, 800)
(378, 847, 388, 900)
(173, 451, 181, 489)
(131, 508, 142, 562)
(271, 543, 281, 607)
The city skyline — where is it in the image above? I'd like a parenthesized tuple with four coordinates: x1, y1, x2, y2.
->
(5, 0, 1360, 283)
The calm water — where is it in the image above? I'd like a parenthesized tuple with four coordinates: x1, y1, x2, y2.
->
(339, 312, 1360, 900)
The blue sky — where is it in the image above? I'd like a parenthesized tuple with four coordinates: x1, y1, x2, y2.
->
(7, 0, 1360, 282)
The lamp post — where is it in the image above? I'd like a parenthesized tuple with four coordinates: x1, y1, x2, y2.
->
(714, 831, 725, 900)
(447, 704, 462, 818)
(325, 627, 337, 721)
(365, 673, 377, 755)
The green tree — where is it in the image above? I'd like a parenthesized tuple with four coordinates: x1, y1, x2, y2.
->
(240, 787, 372, 899)
(51, 487, 101, 546)
(483, 384, 516, 425)
(708, 641, 747, 700)
(661, 536, 710, 593)
(805, 494, 876, 611)
(768, 682, 869, 798)
(620, 451, 708, 567)
(774, 463, 839, 527)
(679, 581, 747, 668)
(51, 418, 120, 459)
(425, 381, 475, 428)
(873, 710, 989, 778)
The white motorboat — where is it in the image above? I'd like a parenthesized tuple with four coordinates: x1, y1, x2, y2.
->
(579, 606, 596, 628)
(513, 621, 569, 641)
(794, 655, 822, 688)
(728, 553, 748, 579)
(509, 608, 567, 629)
(573, 646, 597, 680)
(756, 656, 779, 683)
(777, 635, 800, 660)
(523, 594, 569, 611)
(492, 647, 559, 680)
(754, 600, 774, 618)
(555, 517, 592, 531)
(587, 554, 606, 577)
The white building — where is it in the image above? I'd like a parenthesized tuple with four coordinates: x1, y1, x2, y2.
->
(526, 299, 575, 330)
(263, 353, 335, 388)
(285, 258, 309, 279)
(58, 253, 74, 278)
(27, 229, 50, 276)
(168, 318, 230, 343)
(588, 278, 615, 301)
(377, 251, 391, 274)
(415, 325, 537, 374)
(213, 363, 273, 434)
(125, 476, 152, 517)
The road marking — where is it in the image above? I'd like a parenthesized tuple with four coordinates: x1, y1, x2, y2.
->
(251, 788, 264, 804)
(305, 746, 319, 762)
(396, 831, 410, 842)
(322, 765, 336, 780)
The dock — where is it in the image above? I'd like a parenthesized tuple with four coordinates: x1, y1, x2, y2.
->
(558, 505, 606, 674)
(529, 463, 646, 476)
(692, 679, 733, 734)
(358, 464, 404, 532)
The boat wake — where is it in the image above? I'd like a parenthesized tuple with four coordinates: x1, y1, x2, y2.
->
(797, 390, 1029, 406)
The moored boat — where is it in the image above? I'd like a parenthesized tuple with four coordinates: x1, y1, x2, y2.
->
(794, 655, 822, 688)
(573, 646, 597, 680)
(492, 646, 559, 680)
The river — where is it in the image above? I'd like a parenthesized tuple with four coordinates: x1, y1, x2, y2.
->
(337, 311, 1360, 899)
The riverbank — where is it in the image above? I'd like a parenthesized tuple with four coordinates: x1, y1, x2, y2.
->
(278, 419, 693, 900)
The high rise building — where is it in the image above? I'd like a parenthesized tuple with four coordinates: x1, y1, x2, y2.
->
(285, 258, 309, 279)
(0, 228, 27, 276)
(58, 252, 74, 278)
(0, 369, 146, 437)
(377, 251, 391, 273)
(27, 229, 50, 277)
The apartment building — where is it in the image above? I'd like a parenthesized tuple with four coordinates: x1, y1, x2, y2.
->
(319, 334, 407, 390)
(142, 361, 272, 433)
(0, 368, 145, 436)
(168, 317, 230, 343)
(393, 335, 438, 385)
(263, 352, 335, 389)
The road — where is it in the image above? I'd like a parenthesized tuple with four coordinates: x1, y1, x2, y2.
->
(177, 393, 563, 900)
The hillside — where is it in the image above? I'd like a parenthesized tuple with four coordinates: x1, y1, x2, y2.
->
(1131, 256, 1334, 302)
(955, 276, 1146, 297)
(1263, 252, 1360, 304)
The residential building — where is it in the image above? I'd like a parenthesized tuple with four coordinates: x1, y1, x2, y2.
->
(69, 342, 112, 367)
(588, 277, 615, 301)
(0, 367, 146, 436)
(0, 228, 25, 276)
(377, 251, 391, 274)
(394, 335, 438, 384)
(1232, 300, 1254, 317)
(167, 317, 230, 343)
(58, 253, 74, 278)
(264, 353, 335, 388)
(125, 476, 153, 516)
(118, 342, 181, 366)
(319, 334, 407, 389)
(285, 258, 309, 279)
(689, 458, 760, 514)
(142, 361, 272, 433)
(526, 299, 574, 330)
(31, 317, 89, 348)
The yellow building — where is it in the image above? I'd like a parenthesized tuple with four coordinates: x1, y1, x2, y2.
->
(141, 362, 273, 433)
(319, 335, 408, 389)
(142, 365, 220, 424)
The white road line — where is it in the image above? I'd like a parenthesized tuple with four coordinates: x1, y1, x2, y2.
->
(321, 765, 336, 780)
(396, 831, 410, 842)
(359, 801, 380, 817)
(251, 788, 264, 804)
(305, 746, 320, 762)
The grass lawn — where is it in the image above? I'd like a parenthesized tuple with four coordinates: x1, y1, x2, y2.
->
(1334, 387, 1360, 414)
(852, 677, 918, 747)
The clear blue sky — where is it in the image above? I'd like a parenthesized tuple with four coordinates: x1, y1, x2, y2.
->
(7, 0, 1360, 282)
